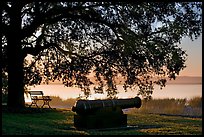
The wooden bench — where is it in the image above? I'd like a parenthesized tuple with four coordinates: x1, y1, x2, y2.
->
(28, 91, 52, 108)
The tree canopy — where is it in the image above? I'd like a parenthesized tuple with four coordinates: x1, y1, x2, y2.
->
(2, 2, 202, 105)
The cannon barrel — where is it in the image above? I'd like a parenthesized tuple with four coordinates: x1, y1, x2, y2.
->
(72, 97, 141, 115)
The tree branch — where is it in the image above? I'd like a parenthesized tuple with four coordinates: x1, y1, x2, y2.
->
(21, 2, 120, 39)
(22, 42, 56, 56)
(2, 23, 9, 37)
(2, 2, 11, 14)
(21, 4, 84, 39)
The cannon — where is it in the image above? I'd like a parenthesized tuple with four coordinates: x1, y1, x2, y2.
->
(72, 97, 142, 129)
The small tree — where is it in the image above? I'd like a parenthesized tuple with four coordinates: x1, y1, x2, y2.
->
(1, 2, 202, 108)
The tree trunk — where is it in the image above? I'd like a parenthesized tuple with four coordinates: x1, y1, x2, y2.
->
(7, 3, 25, 109)
(7, 50, 25, 109)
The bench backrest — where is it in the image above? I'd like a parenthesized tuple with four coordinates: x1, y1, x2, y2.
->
(29, 91, 44, 96)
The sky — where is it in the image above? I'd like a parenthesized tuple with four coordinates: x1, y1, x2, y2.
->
(178, 34, 202, 77)
(26, 33, 202, 77)
(26, 33, 202, 101)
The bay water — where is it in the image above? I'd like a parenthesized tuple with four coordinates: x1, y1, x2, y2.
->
(25, 84, 202, 102)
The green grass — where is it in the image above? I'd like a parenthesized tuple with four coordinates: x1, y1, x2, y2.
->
(2, 108, 202, 135)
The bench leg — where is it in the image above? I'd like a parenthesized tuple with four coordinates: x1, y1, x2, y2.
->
(42, 100, 52, 108)
(29, 100, 39, 108)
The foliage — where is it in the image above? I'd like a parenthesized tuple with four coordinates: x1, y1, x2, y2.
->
(134, 98, 186, 114)
(26, 96, 77, 108)
(24, 96, 202, 116)
(2, 2, 202, 100)
(187, 96, 202, 108)
(127, 97, 202, 116)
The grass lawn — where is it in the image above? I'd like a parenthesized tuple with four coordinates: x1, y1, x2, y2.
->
(2, 108, 202, 135)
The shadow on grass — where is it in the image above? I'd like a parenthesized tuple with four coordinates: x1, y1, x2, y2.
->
(76, 124, 162, 133)
(2, 105, 57, 114)
(158, 113, 202, 118)
(75, 124, 162, 135)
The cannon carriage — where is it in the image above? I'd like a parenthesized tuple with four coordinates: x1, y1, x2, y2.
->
(72, 97, 142, 129)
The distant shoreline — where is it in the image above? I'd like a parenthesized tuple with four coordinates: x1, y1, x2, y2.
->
(166, 83, 202, 85)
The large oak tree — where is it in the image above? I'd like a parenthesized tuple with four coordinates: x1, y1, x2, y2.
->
(1, 2, 202, 109)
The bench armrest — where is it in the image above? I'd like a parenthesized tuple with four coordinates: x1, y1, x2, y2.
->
(42, 96, 52, 100)
(31, 96, 38, 100)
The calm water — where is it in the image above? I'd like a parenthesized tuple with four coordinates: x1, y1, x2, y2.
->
(26, 84, 202, 102)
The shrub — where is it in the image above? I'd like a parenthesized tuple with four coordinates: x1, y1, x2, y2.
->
(187, 96, 202, 108)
